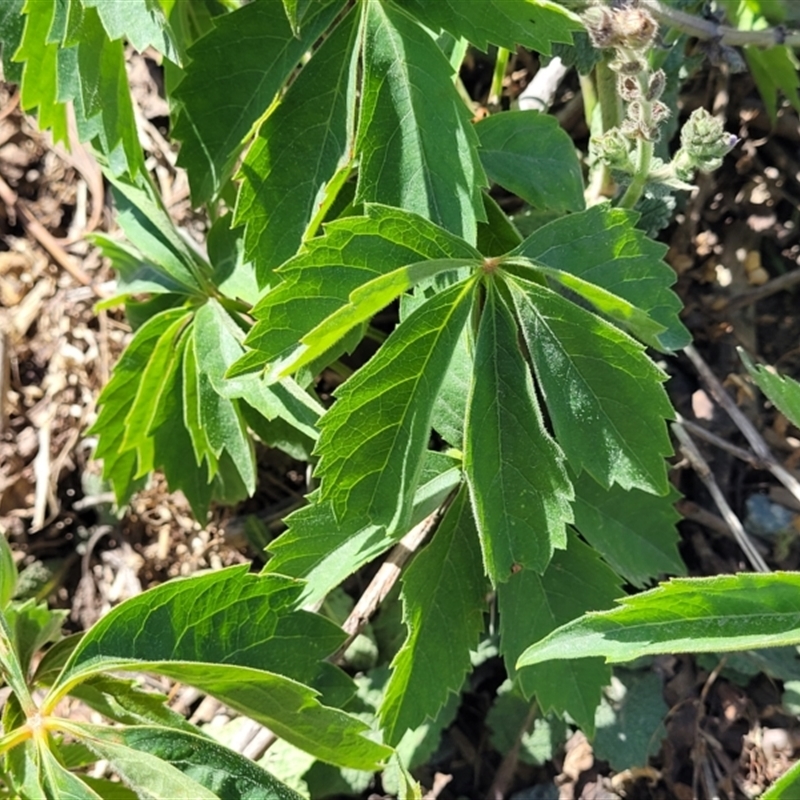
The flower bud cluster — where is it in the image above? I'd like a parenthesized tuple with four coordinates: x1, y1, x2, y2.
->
(672, 108, 740, 180)
(582, 1, 736, 202)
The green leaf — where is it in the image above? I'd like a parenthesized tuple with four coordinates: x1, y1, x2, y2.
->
(207, 215, 259, 305)
(740, 348, 800, 429)
(241, 205, 479, 379)
(50, 567, 390, 771)
(57, 4, 146, 179)
(572, 475, 685, 588)
(265, 455, 462, 606)
(394, 0, 581, 54)
(593, 669, 667, 770)
(121, 314, 189, 476)
(151, 333, 228, 519)
(745, 45, 800, 122)
(173, 0, 342, 204)
(107, 177, 206, 293)
(506, 257, 668, 350)
(355, 1, 486, 243)
(5, 598, 67, 676)
(380, 486, 487, 744)
(38, 742, 104, 799)
(236, 8, 359, 282)
(508, 275, 674, 496)
(465, 283, 572, 581)
(0, 0, 25, 83)
(90, 235, 191, 310)
(764, 758, 800, 799)
(498, 534, 623, 735)
(430, 325, 472, 448)
(57, 723, 218, 800)
(511, 204, 689, 352)
(517, 573, 800, 668)
(192, 305, 256, 493)
(2, 696, 45, 798)
(487, 687, 566, 766)
(14, 0, 67, 142)
(80, 0, 181, 64)
(316, 278, 475, 528)
(89, 307, 190, 505)
(477, 193, 523, 258)
(476, 111, 584, 213)
(66, 723, 306, 800)
(79, 777, 139, 800)
(0, 531, 16, 608)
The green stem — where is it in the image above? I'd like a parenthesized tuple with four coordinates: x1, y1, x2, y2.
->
(489, 47, 510, 105)
(619, 138, 654, 209)
(578, 73, 598, 129)
(596, 58, 622, 134)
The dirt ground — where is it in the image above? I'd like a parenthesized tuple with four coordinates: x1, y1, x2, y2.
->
(2, 47, 800, 800)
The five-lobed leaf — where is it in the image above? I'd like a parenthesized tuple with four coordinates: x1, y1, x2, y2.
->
(380, 486, 487, 744)
(518, 573, 800, 668)
(464, 283, 573, 581)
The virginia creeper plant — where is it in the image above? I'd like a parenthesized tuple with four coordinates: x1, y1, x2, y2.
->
(2, 0, 800, 796)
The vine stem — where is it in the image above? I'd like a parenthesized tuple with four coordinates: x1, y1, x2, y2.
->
(642, 0, 800, 48)
(489, 46, 510, 106)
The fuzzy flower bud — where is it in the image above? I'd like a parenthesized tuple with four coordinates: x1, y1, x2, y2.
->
(645, 69, 666, 102)
(618, 74, 640, 101)
(673, 108, 739, 179)
(590, 128, 632, 170)
(582, 4, 658, 51)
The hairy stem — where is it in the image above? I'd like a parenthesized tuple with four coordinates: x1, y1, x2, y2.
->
(642, 0, 800, 47)
(489, 46, 510, 105)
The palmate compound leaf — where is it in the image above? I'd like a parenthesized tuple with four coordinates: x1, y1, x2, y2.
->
(265, 452, 462, 607)
(238, 204, 479, 380)
(507, 275, 674, 496)
(511, 204, 690, 352)
(315, 278, 476, 529)
(464, 282, 573, 582)
(379, 485, 488, 745)
(475, 110, 585, 214)
(173, 0, 342, 205)
(740, 348, 800, 429)
(49, 566, 391, 771)
(572, 473, 685, 589)
(235, 6, 360, 282)
(38, 743, 104, 799)
(356, 0, 486, 244)
(58, 722, 305, 800)
(394, 0, 581, 54)
(498, 533, 623, 736)
(517, 573, 800, 669)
